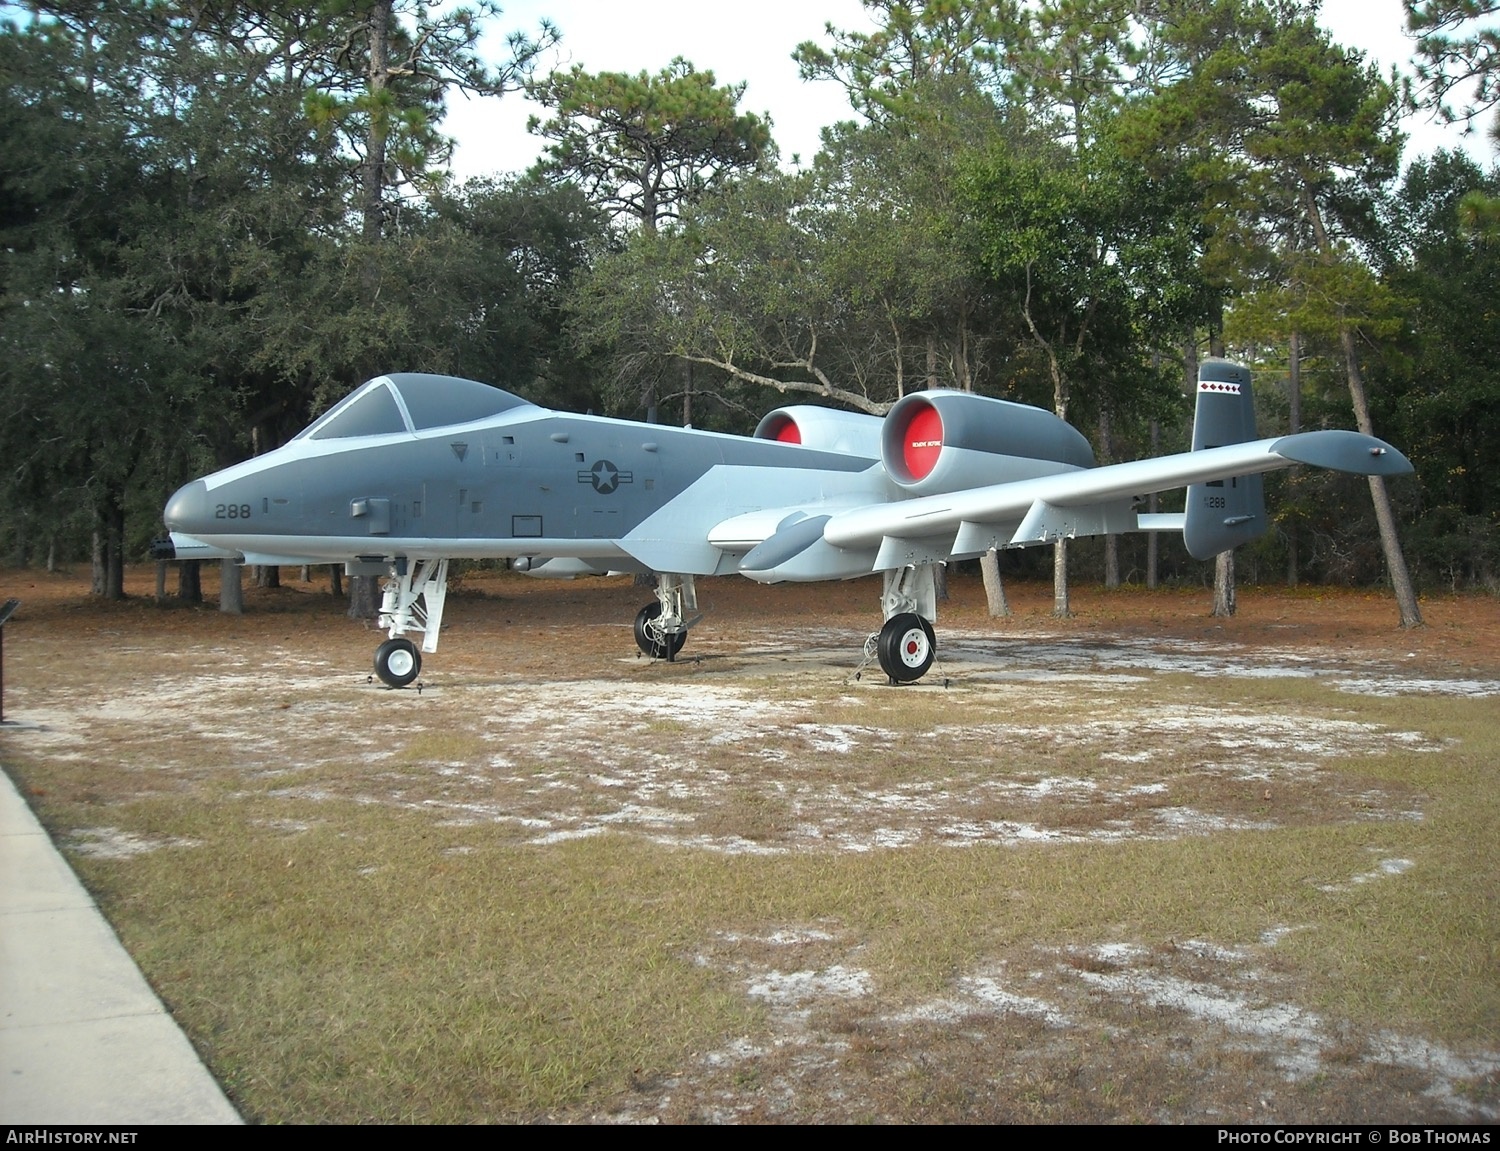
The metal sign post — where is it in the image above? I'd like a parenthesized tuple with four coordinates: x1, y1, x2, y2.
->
(0, 599, 19, 724)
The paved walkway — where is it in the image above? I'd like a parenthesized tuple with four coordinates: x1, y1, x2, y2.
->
(0, 760, 241, 1124)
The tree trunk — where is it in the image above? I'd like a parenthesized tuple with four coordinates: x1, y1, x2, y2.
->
(1286, 331, 1301, 588)
(179, 560, 202, 603)
(1212, 550, 1236, 617)
(1052, 538, 1071, 618)
(1304, 189, 1421, 628)
(155, 562, 168, 603)
(1146, 419, 1160, 590)
(257, 565, 280, 589)
(92, 494, 126, 601)
(105, 526, 124, 601)
(329, 564, 344, 598)
(1098, 406, 1118, 589)
(348, 574, 381, 619)
(980, 548, 1010, 617)
(359, 0, 393, 246)
(1287, 330, 1303, 436)
(91, 531, 105, 596)
(219, 560, 243, 615)
(1024, 266, 1074, 628)
(1338, 328, 1422, 627)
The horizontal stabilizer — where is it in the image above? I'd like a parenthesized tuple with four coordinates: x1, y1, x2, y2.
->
(1136, 513, 1185, 532)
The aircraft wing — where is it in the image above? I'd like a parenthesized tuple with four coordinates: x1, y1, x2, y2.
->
(820, 429, 1411, 562)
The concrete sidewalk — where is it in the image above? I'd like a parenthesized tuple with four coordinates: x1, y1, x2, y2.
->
(0, 762, 241, 1124)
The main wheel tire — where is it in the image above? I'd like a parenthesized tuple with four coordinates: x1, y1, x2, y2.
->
(374, 637, 422, 688)
(634, 602, 686, 660)
(877, 613, 935, 683)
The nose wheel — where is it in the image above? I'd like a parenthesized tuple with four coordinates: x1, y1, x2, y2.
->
(374, 637, 422, 687)
(876, 613, 935, 683)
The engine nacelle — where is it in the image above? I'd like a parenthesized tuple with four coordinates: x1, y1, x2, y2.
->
(754, 405, 883, 458)
(881, 391, 1096, 495)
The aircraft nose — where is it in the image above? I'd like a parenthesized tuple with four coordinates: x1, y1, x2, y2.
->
(164, 479, 210, 532)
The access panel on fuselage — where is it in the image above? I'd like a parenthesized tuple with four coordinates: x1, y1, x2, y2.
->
(473, 417, 662, 542)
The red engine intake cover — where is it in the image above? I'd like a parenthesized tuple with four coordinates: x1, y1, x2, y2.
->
(881, 389, 1095, 493)
(898, 400, 943, 481)
(763, 414, 801, 444)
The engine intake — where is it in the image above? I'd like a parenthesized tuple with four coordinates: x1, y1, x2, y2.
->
(882, 391, 1096, 494)
(754, 406, 883, 458)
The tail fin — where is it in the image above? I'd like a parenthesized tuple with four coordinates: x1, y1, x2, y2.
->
(1183, 358, 1267, 559)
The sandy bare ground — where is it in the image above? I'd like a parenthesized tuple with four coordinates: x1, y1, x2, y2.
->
(2, 567, 1497, 1123)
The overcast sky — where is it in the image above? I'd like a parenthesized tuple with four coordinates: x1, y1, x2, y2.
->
(440, 0, 1495, 183)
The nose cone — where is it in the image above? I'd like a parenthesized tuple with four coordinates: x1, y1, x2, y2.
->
(164, 479, 210, 533)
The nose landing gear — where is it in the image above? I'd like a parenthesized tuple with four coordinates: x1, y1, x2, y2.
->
(371, 558, 447, 688)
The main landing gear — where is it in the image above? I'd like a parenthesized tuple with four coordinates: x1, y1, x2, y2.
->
(876, 613, 935, 682)
(868, 563, 940, 684)
(633, 573, 699, 662)
(372, 558, 449, 687)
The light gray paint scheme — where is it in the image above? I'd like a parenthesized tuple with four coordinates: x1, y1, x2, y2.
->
(165, 369, 1413, 584)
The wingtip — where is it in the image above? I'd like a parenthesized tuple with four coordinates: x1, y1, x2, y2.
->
(1270, 430, 1414, 477)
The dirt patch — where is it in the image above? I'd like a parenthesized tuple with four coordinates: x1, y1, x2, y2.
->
(632, 923, 1500, 1124)
(2, 566, 1497, 1123)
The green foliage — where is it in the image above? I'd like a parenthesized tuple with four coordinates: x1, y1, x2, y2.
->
(1127, 1, 1405, 294)
(1406, 0, 1500, 129)
(960, 130, 1205, 423)
(428, 178, 611, 410)
(793, 0, 1028, 122)
(1372, 151, 1500, 584)
(566, 84, 1029, 421)
(3, 0, 1500, 593)
(528, 58, 772, 234)
(0, 3, 590, 581)
(793, 0, 1150, 138)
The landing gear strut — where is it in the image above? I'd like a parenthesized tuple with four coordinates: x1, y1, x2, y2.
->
(372, 558, 448, 688)
(872, 564, 940, 684)
(634, 573, 698, 661)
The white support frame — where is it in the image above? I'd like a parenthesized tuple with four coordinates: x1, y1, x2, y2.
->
(379, 558, 449, 653)
(880, 563, 939, 625)
(652, 572, 698, 637)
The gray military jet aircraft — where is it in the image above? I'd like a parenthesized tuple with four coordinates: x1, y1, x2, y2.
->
(160, 358, 1411, 687)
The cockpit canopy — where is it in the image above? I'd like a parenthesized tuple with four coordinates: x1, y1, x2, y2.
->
(294, 374, 534, 441)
